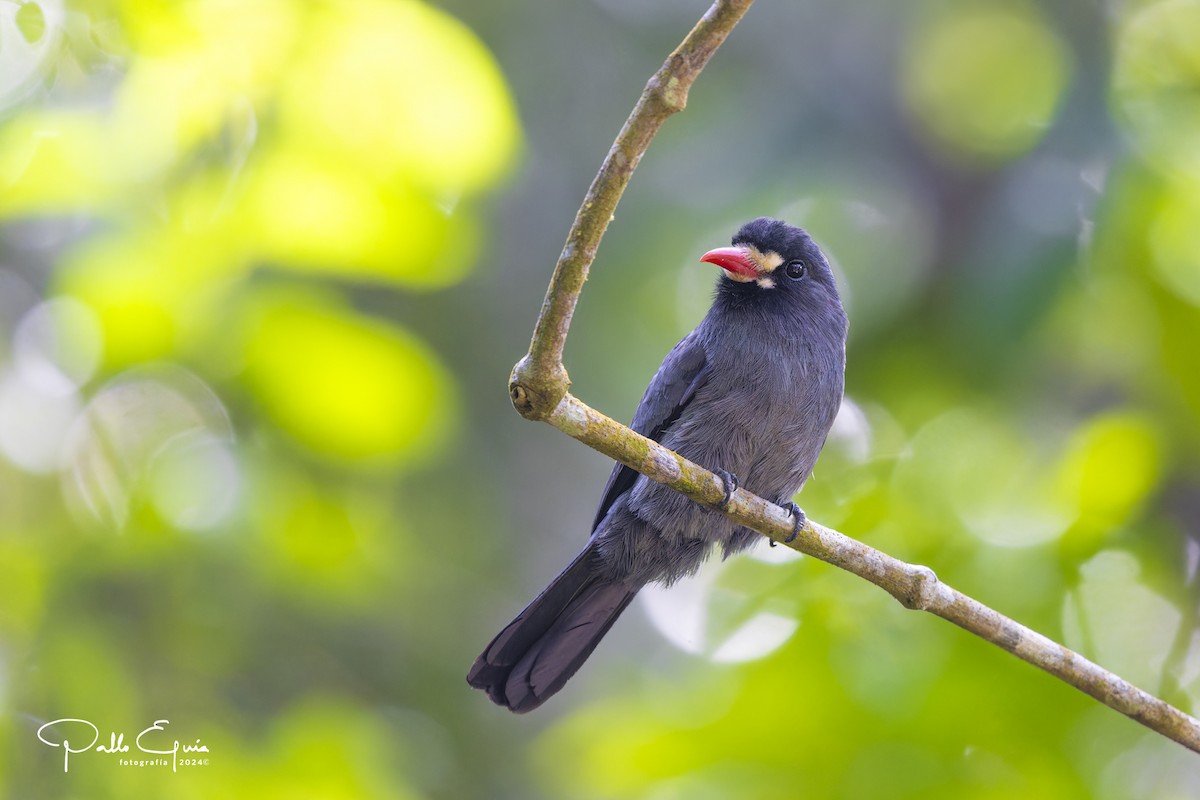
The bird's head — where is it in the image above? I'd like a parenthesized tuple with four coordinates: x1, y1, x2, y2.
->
(700, 217, 841, 303)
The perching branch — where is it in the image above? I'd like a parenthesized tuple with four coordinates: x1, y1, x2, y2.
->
(507, 0, 1200, 755)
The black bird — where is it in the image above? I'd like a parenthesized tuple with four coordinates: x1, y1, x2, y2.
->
(468, 217, 848, 712)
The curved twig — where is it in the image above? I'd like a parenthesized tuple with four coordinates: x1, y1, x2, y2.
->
(509, 0, 757, 421)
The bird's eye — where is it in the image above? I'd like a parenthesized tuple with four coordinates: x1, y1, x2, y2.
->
(785, 259, 808, 280)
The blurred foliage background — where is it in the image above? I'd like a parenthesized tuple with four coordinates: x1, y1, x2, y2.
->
(2, 0, 1200, 796)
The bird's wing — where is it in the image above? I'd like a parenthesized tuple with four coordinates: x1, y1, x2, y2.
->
(591, 330, 711, 532)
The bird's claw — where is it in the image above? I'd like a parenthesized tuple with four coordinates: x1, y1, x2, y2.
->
(714, 469, 739, 509)
(781, 501, 805, 544)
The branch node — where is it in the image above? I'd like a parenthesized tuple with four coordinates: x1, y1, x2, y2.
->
(652, 72, 689, 113)
(509, 355, 570, 421)
(901, 565, 942, 611)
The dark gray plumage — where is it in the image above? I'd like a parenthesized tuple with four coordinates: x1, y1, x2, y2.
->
(468, 218, 848, 713)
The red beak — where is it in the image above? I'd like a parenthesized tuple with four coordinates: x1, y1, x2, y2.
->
(699, 246, 759, 278)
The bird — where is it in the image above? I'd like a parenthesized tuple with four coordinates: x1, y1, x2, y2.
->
(468, 217, 848, 713)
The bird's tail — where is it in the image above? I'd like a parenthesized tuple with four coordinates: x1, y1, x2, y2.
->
(467, 544, 637, 713)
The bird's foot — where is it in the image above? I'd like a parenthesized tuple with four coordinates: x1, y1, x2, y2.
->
(714, 469, 739, 509)
(780, 501, 806, 544)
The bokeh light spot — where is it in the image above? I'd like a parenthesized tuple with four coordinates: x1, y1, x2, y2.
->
(1062, 550, 1180, 692)
(0, 368, 79, 474)
(147, 431, 239, 531)
(278, 0, 519, 194)
(13, 296, 103, 393)
(709, 612, 798, 664)
(0, 0, 64, 112)
(62, 367, 234, 530)
(641, 556, 799, 664)
(902, 3, 1070, 163)
(56, 233, 203, 370)
(1053, 413, 1161, 542)
(1113, 0, 1200, 177)
(239, 291, 457, 466)
(898, 408, 1073, 548)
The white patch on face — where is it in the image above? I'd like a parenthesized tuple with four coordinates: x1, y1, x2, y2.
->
(755, 276, 776, 289)
(746, 246, 783, 273)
